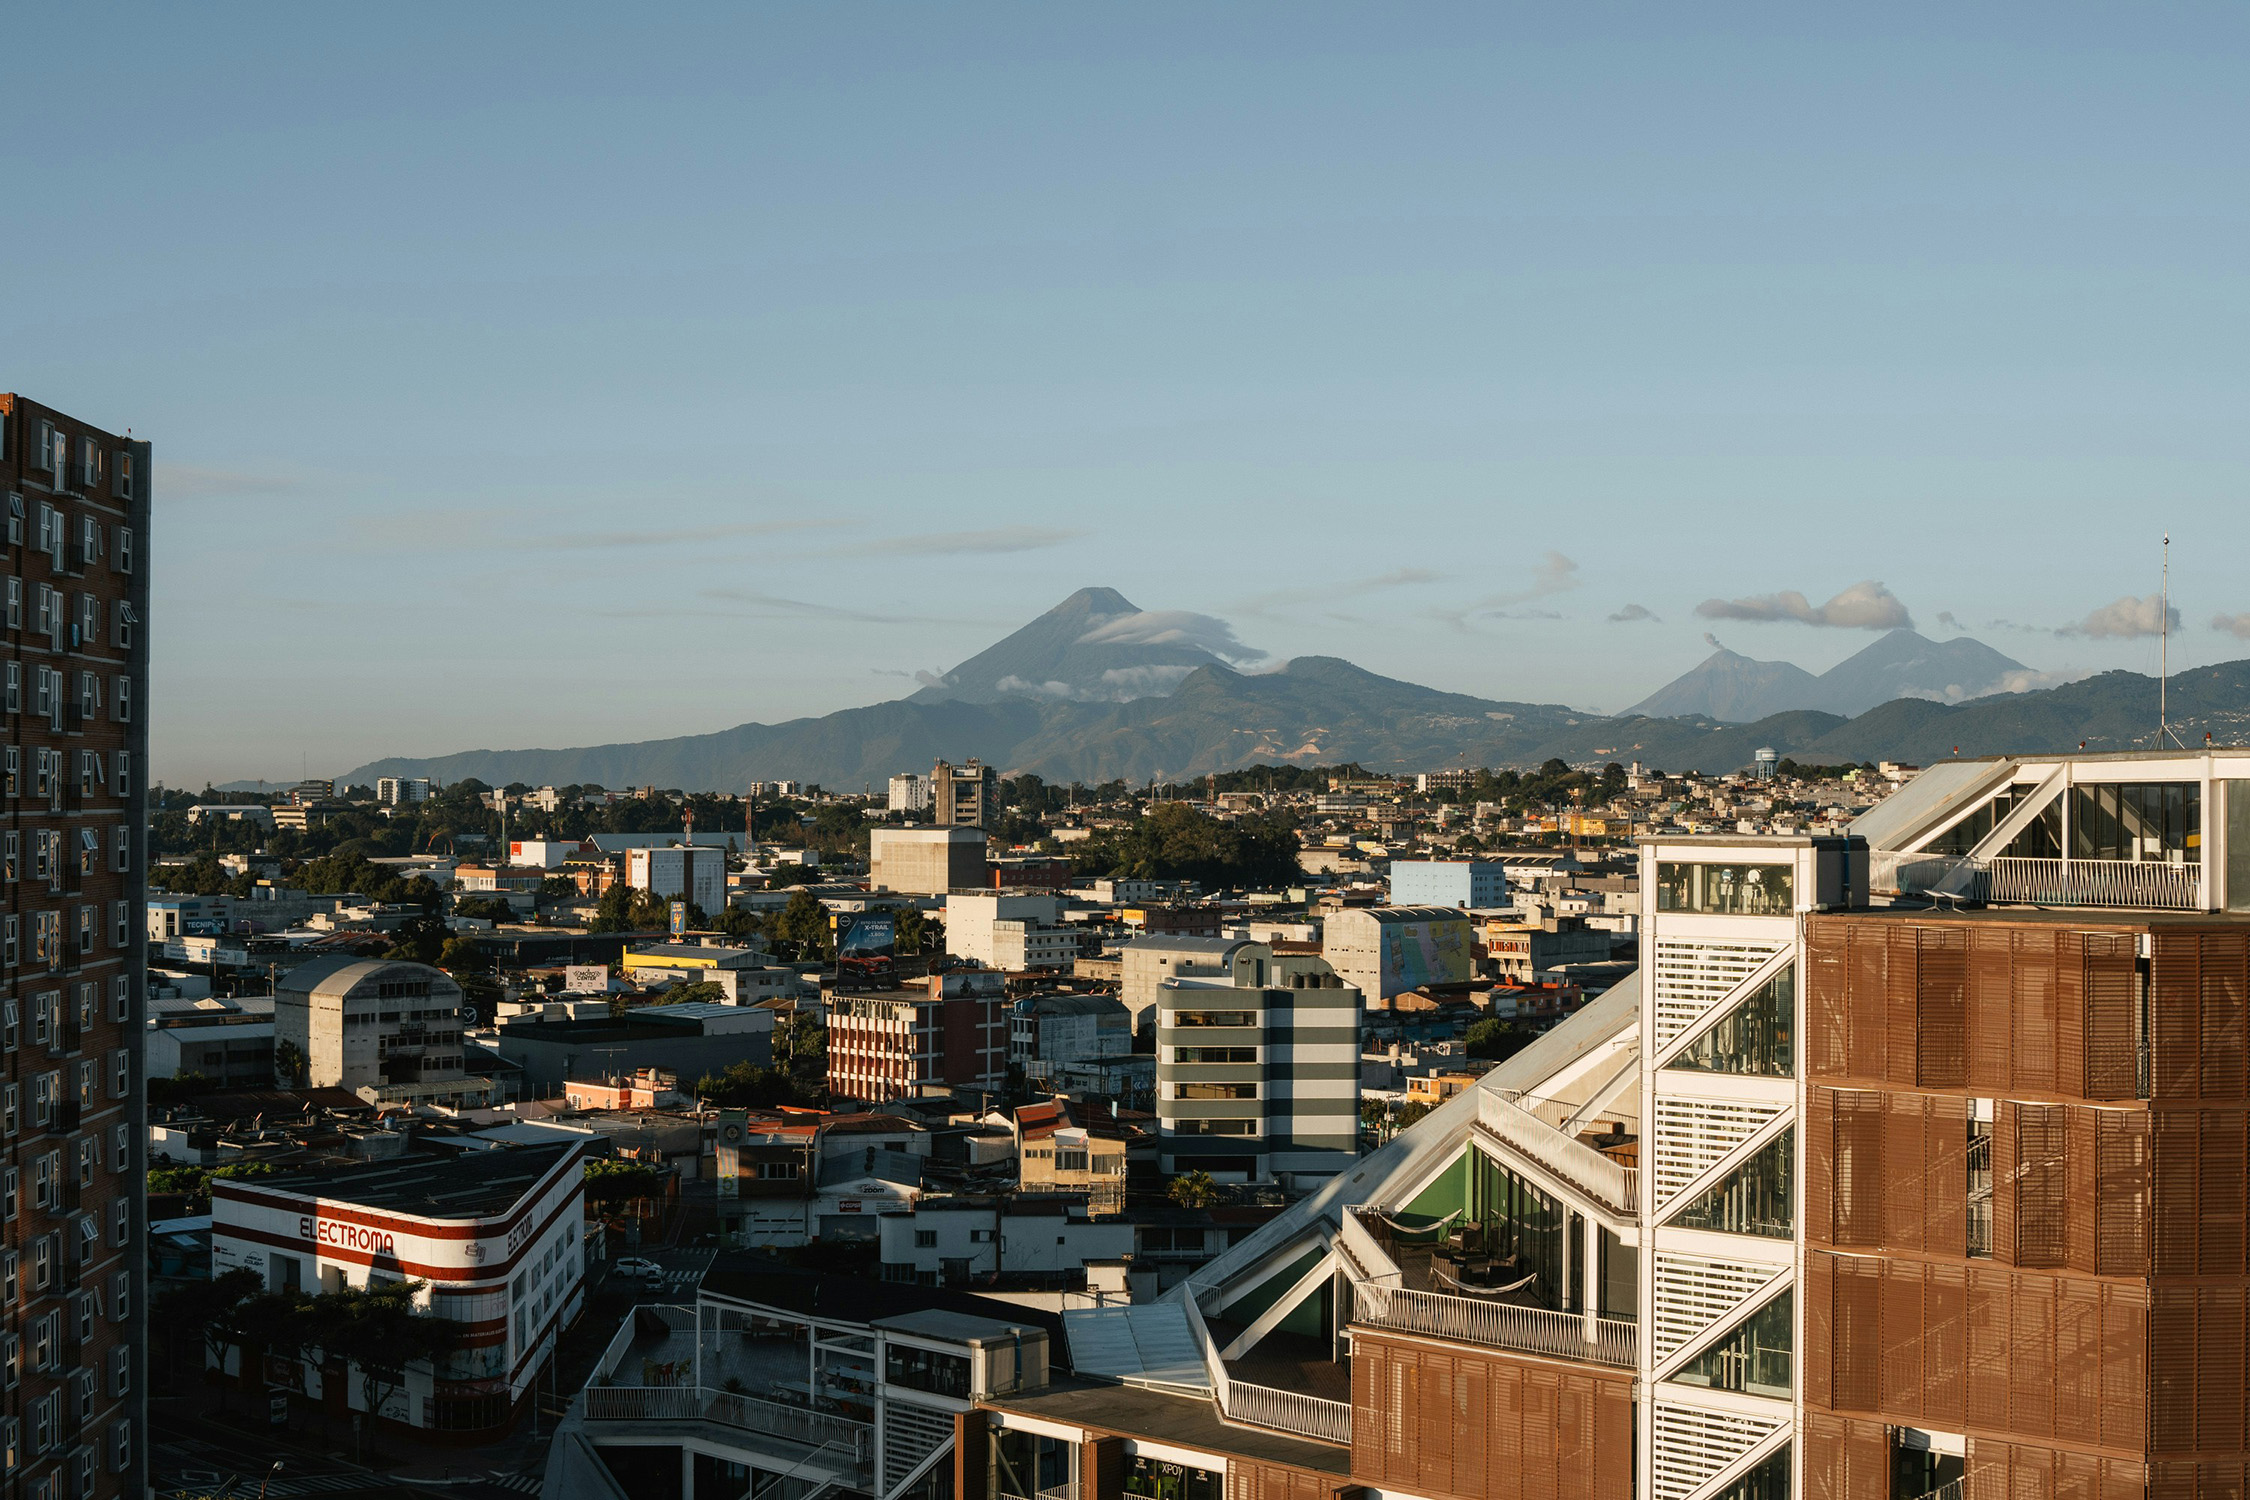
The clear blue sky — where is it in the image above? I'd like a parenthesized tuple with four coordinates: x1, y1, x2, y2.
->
(11, 4, 2249, 787)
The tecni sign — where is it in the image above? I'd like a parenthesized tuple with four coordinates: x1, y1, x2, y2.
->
(299, 1215, 398, 1257)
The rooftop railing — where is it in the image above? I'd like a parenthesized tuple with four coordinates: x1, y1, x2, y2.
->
(1224, 1380, 1352, 1446)
(1871, 851, 2202, 911)
(584, 1383, 871, 1469)
(1477, 1091, 1638, 1216)
(1354, 1282, 1637, 1369)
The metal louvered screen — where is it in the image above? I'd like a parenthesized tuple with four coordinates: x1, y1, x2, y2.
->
(1653, 941, 1785, 1051)
(1652, 1095, 1787, 1209)
(1651, 1252, 1784, 1363)
(1649, 1401, 1785, 1500)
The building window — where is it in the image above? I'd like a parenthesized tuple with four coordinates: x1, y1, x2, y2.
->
(109, 1124, 127, 1174)
(1654, 862, 1795, 916)
(109, 1271, 127, 1320)
(1169, 1010, 1257, 1028)
(111, 750, 128, 798)
(110, 826, 128, 874)
(1667, 1127, 1796, 1240)
(913, 1230, 937, 1248)
(110, 976, 127, 1024)
(1, 1170, 14, 1221)
(3, 664, 14, 716)
(115, 527, 133, 574)
(112, 676, 129, 723)
(109, 1050, 129, 1099)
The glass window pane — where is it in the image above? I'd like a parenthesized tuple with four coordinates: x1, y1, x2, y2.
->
(1665, 967, 1795, 1078)
(1671, 1290, 1793, 1399)
(1669, 1127, 1794, 1240)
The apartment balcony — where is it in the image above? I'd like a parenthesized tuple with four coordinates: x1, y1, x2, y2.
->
(1872, 852, 2202, 911)
(581, 1303, 874, 1484)
(1474, 1090, 1638, 1216)
(1354, 1282, 1636, 1368)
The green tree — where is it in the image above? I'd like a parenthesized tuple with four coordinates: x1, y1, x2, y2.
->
(1167, 1170, 1221, 1209)
(645, 981, 726, 1007)
(226, 1289, 317, 1415)
(583, 1159, 668, 1211)
(893, 907, 927, 954)
(1078, 804, 1304, 890)
(436, 936, 490, 973)
(151, 1266, 265, 1389)
(714, 905, 764, 942)
(382, 914, 448, 965)
(305, 1281, 459, 1460)
(774, 889, 833, 959)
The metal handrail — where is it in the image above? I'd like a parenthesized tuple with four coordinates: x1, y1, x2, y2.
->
(1355, 1283, 1636, 1368)
(1223, 1380, 1351, 1445)
(1477, 1091, 1639, 1214)
(584, 1383, 872, 1459)
(1876, 852, 2201, 911)
(1335, 1205, 1401, 1285)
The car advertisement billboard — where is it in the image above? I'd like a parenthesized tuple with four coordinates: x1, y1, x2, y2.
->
(838, 913, 896, 958)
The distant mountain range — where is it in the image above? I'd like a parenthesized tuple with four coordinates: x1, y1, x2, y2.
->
(339, 590, 2250, 791)
(1627, 629, 2031, 721)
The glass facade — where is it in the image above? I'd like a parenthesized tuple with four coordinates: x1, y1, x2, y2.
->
(885, 1343, 970, 1399)
(2229, 782, 2250, 912)
(1170, 1010, 1257, 1028)
(1666, 967, 1794, 1078)
(1124, 1457, 1220, 1500)
(1716, 1446, 1792, 1500)
(1670, 1127, 1794, 1240)
(1671, 1291, 1792, 1399)
(1655, 862, 1794, 916)
(990, 1430, 1076, 1500)
(2068, 781, 2200, 863)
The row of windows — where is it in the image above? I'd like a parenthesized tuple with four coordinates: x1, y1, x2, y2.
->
(0, 748, 132, 803)
(5, 418, 142, 506)
(4, 577, 137, 652)
(0, 665, 132, 725)
(0, 903, 137, 966)
(0, 981, 131, 1045)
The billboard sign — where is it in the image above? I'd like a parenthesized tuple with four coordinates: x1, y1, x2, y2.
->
(670, 901, 688, 937)
(563, 964, 608, 994)
(837, 914, 896, 959)
(1380, 918, 1473, 995)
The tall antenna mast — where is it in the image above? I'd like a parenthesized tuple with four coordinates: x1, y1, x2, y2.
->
(2159, 534, 2186, 749)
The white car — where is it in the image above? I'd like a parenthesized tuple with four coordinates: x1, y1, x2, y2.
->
(612, 1257, 663, 1280)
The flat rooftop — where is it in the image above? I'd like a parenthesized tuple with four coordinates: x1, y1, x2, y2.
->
(983, 1379, 1350, 1473)
(221, 1140, 578, 1219)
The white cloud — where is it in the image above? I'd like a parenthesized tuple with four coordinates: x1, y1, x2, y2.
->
(1432, 551, 1581, 630)
(2061, 593, 2178, 639)
(2212, 613, 2250, 640)
(1696, 579, 1913, 630)
(1075, 610, 1262, 663)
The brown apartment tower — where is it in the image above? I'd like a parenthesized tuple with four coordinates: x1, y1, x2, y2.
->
(0, 397, 148, 1500)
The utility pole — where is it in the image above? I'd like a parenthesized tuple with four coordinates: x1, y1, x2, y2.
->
(2159, 533, 2186, 749)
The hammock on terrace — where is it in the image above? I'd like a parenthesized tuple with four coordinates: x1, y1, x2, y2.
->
(1431, 1261, 1538, 1298)
(1370, 1207, 1464, 1238)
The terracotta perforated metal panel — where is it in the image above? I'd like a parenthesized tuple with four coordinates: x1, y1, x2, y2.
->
(1886, 1092, 1929, 1252)
(1807, 1086, 1835, 1246)
(2083, 933, 2139, 1101)
(2068, 1108, 2100, 1274)
(1805, 1248, 1834, 1410)
(2197, 930, 2247, 1102)
(1850, 924, 1890, 1082)
(1835, 1089, 1884, 1248)
(1929, 1093, 1971, 1257)
(2152, 1110, 2200, 1277)
(2152, 934, 2201, 1102)
(2197, 1108, 2246, 1277)
(1971, 926, 2016, 1091)
(2015, 1103, 2070, 1268)
(1919, 924, 1971, 1089)
(2099, 1283, 2148, 1453)
(1926, 1261, 1969, 1428)
(1889, 925, 1922, 1087)
(1968, 1264, 2013, 1431)
(2150, 1287, 2195, 1453)
(2013, 1270, 2057, 1437)
(1882, 1257, 1925, 1420)
(1833, 1252, 1881, 1411)
(1996, 1102, 2021, 1267)
(2017, 930, 2062, 1096)
(1809, 922, 1850, 1079)
(2056, 1279, 2102, 1441)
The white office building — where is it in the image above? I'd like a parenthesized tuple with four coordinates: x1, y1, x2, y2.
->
(626, 843, 727, 915)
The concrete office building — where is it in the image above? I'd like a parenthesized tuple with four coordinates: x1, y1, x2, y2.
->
(946, 893, 1063, 969)
(273, 957, 495, 1107)
(889, 773, 932, 814)
(933, 759, 1000, 829)
(211, 1142, 584, 1436)
(1118, 936, 1333, 1037)
(1156, 969, 1360, 1189)
(827, 971, 1008, 1104)
(626, 843, 726, 916)
(1321, 905, 1476, 1007)
(1388, 858, 1510, 909)
(870, 826, 988, 896)
(0, 395, 150, 1500)
(376, 776, 432, 805)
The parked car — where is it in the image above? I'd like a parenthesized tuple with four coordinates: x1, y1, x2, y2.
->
(611, 1257, 663, 1280)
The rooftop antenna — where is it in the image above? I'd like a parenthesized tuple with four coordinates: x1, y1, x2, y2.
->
(2159, 533, 2187, 750)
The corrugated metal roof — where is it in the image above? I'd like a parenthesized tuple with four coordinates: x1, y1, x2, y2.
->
(1063, 1304, 1212, 1393)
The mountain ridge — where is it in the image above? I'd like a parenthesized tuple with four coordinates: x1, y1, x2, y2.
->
(1626, 629, 2028, 721)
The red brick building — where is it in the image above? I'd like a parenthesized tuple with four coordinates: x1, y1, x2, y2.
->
(824, 972, 1007, 1104)
(0, 396, 150, 1499)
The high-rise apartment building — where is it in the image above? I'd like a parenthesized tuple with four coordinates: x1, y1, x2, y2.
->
(933, 758, 999, 829)
(826, 971, 1008, 1104)
(1155, 968, 1360, 1190)
(0, 395, 149, 1500)
(376, 775, 431, 805)
(889, 772, 932, 814)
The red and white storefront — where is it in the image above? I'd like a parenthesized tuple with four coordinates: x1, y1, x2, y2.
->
(211, 1143, 587, 1435)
